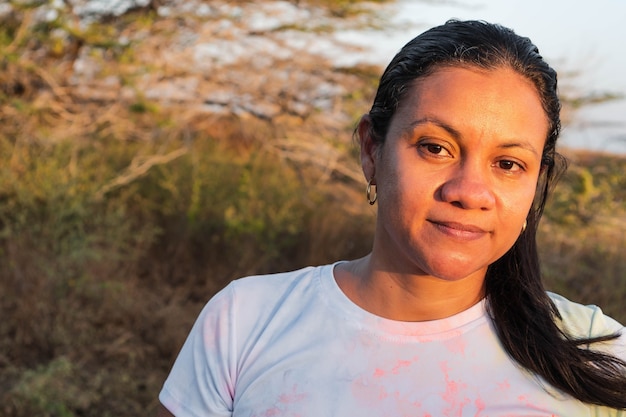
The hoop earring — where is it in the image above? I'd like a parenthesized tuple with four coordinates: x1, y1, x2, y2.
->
(521, 219, 527, 233)
(366, 178, 377, 205)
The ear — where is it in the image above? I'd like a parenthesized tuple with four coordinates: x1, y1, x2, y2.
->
(357, 114, 378, 183)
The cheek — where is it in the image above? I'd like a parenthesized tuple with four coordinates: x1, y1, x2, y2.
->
(500, 185, 538, 229)
(378, 163, 426, 207)
(518, 181, 540, 213)
(379, 177, 434, 235)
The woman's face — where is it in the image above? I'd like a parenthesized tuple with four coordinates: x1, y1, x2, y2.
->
(361, 66, 548, 281)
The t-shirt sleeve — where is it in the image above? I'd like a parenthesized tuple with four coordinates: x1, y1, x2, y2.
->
(549, 292, 625, 353)
(159, 283, 237, 417)
(549, 292, 626, 417)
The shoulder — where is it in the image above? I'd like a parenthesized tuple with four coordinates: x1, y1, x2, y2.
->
(548, 292, 626, 362)
(198, 263, 333, 330)
(159, 264, 336, 416)
(226, 263, 329, 306)
(548, 292, 624, 339)
(230, 264, 323, 291)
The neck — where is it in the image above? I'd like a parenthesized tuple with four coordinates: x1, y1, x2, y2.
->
(334, 254, 486, 322)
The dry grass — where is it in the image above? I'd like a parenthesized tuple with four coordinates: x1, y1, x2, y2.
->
(540, 150, 626, 322)
(0, 2, 624, 416)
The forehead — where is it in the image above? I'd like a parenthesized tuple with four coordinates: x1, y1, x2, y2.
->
(386, 66, 549, 153)
(400, 66, 546, 126)
(407, 64, 542, 103)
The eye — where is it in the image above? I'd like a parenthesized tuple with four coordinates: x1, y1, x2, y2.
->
(426, 144, 444, 154)
(496, 159, 524, 172)
(418, 143, 451, 157)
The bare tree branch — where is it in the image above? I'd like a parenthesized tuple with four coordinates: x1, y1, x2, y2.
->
(94, 147, 188, 200)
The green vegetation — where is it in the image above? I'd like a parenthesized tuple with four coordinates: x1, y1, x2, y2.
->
(540, 152, 626, 320)
(0, 124, 375, 416)
(0, 1, 624, 416)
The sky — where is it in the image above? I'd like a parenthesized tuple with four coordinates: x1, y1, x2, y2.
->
(335, 0, 626, 154)
(390, 0, 626, 93)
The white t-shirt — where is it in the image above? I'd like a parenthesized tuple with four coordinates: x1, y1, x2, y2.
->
(159, 263, 625, 417)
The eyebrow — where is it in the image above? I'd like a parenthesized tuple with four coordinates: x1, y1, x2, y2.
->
(498, 141, 540, 157)
(409, 117, 462, 140)
(409, 117, 541, 157)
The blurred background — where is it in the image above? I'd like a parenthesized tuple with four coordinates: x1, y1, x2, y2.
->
(338, 0, 626, 154)
(1, 1, 624, 415)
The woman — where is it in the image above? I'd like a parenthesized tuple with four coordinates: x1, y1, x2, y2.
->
(157, 20, 626, 416)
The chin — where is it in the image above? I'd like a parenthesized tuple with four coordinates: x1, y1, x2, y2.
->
(422, 259, 489, 282)
(431, 271, 481, 282)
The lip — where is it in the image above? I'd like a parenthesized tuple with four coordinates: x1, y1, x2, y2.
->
(428, 220, 490, 240)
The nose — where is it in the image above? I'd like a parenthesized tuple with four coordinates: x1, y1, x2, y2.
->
(438, 164, 496, 211)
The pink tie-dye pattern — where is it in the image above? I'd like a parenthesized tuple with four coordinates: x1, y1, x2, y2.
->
(473, 397, 486, 417)
(278, 384, 307, 404)
(440, 361, 471, 417)
(252, 385, 307, 417)
(373, 359, 413, 378)
(497, 380, 511, 391)
(351, 357, 422, 409)
(444, 333, 467, 354)
(259, 407, 280, 417)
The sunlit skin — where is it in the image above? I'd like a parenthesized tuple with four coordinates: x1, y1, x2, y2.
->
(335, 66, 549, 322)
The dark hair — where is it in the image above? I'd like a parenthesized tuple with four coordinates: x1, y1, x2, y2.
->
(365, 19, 626, 408)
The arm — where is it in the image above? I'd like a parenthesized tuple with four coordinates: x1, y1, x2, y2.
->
(158, 284, 237, 416)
